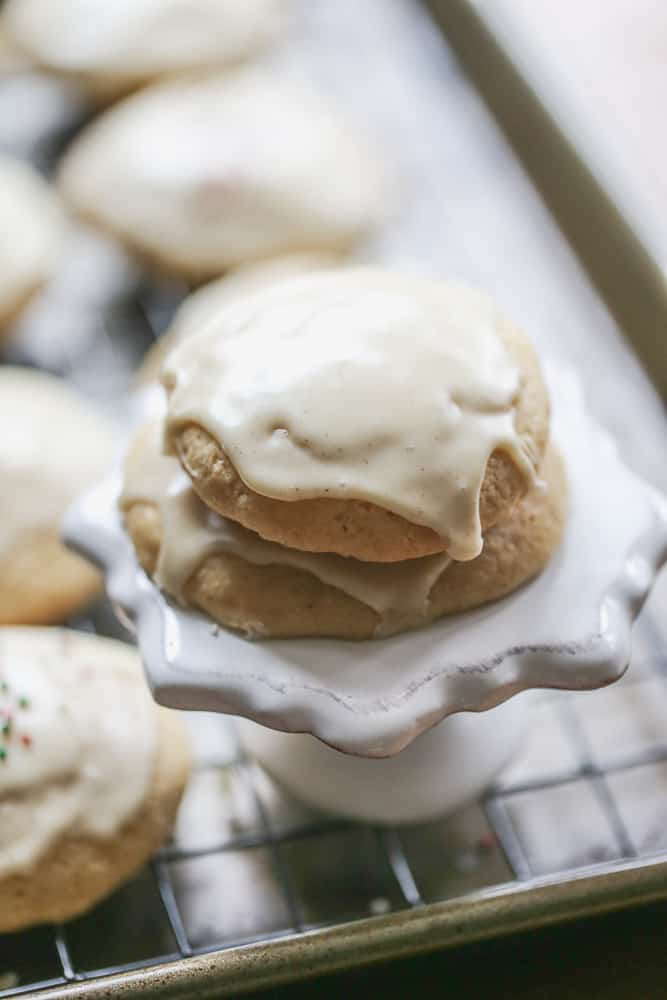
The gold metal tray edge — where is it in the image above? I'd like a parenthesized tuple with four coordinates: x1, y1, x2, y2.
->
(34, 854, 667, 999)
(428, 0, 667, 395)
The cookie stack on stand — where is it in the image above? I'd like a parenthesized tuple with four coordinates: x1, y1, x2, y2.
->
(120, 267, 567, 642)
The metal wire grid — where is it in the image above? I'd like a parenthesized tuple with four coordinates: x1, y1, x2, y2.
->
(2, 572, 666, 995)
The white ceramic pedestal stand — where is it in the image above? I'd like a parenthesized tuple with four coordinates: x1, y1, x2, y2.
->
(64, 363, 667, 822)
(235, 694, 531, 823)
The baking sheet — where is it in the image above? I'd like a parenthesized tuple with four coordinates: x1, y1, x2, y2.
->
(433, 0, 667, 394)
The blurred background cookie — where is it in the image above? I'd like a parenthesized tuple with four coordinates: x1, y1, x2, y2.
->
(58, 69, 392, 281)
(0, 368, 116, 624)
(0, 156, 64, 339)
(2, 0, 289, 100)
(0, 628, 190, 932)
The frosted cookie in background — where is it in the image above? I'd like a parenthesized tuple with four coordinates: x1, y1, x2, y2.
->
(138, 252, 344, 383)
(0, 368, 116, 624)
(2, 0, 289, 100)
(0, 156, 64, 340)
(0, 628, 190, 931)
(58, 69, 392, 281)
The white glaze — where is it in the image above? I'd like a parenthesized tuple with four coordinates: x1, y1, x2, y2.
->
(59, 70, 390, 273)
(162, 253, 345, 360)
(121, 420, 451, 636)
(3, 0, 287, 84)
(64, 362, 667, 758)
(0, 156, 64, 322)
(0, 629, 156, 876)
(164, 270, 537, 560)
(0, 368, 115, 559)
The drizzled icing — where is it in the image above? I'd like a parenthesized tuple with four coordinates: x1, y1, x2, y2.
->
(121, 421, 452, 636)
(0, 629, 156, 876)
(0, 368, 115, 560)
(167, 253, 344, 351)
(140, 253, 344, 384)
(163, 270, 538, 560)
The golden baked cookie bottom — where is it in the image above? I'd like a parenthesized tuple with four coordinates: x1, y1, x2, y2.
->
(124, 447, 567, 640)
(0, 702, 189, 933)
(0, 530, 102, 625)
(168, 318, 549, 562)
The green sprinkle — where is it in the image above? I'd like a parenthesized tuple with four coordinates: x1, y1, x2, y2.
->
(0, 682, 7, 694)
(1, 720, 10, 738)
(0, 748, 6, 762)
(18, 697, 29, 710)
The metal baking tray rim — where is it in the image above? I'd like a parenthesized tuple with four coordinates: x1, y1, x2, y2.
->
(28, 853, 667, 1000)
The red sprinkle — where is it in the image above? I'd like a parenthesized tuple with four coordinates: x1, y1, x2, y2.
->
(20, 734, 32, 749)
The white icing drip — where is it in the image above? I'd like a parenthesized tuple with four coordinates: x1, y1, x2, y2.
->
(164, 270, 538, 560)
(121, 421, 451, 635)
(0, 630, 156, 876)
(0, 368, 116, 559)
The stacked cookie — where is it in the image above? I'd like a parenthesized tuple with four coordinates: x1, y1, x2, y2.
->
(121, 268, 567, 640)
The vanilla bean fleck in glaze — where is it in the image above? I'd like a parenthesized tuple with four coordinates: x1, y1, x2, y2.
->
(163, 270, 540, 560)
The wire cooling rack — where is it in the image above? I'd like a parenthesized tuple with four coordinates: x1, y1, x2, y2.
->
(1, 0, 667, 995)
(2, 606, 667, 996)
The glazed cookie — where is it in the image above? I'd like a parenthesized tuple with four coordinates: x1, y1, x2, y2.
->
(139, 252, 343, 384)
(121, 422, 566, 639)
(58, 70, 390, 281)
(0, 368, 116, 624)
(3, 0, 287, 99)
(163, 270, 549, 563)
(0, 628, 189, 931)
(0, 156, 64, 338)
